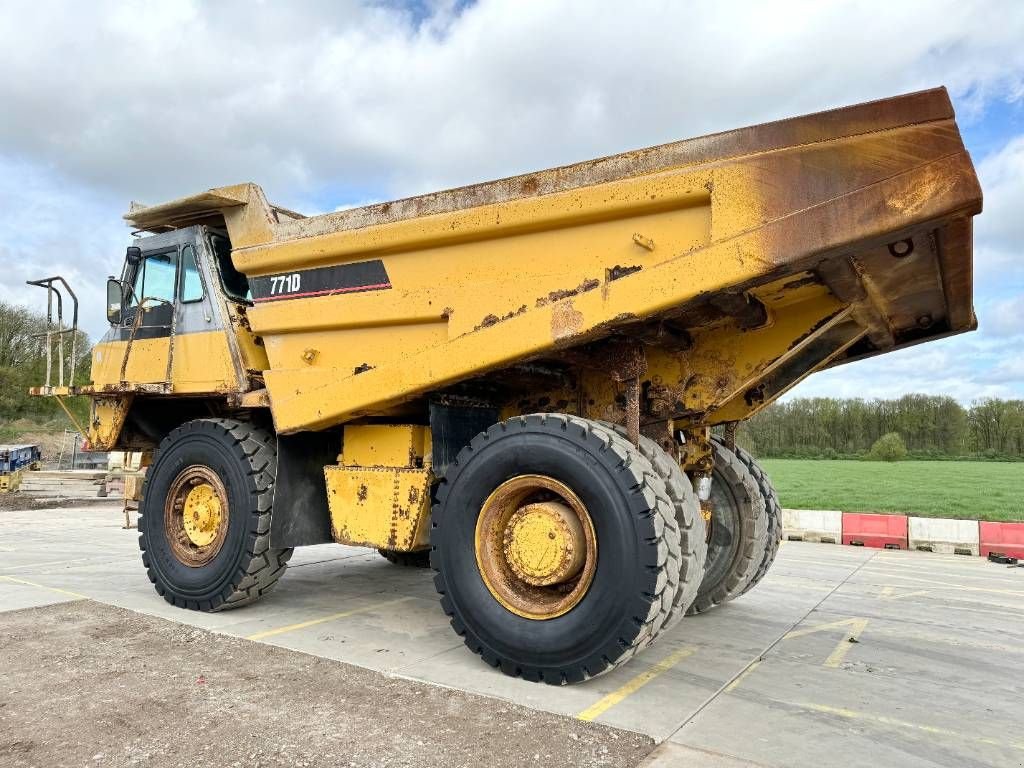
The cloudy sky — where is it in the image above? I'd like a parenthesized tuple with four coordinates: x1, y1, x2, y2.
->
(1, 0, 1021, 402)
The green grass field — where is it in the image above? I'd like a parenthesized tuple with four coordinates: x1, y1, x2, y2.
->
(760, 459, 1024, 521)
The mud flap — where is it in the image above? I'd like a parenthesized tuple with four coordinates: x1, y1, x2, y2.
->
(429, 400, 498, 479)
(271, 431, 341, 548)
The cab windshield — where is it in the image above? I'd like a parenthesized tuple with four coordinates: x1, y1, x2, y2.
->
(128, 250, 177, 307)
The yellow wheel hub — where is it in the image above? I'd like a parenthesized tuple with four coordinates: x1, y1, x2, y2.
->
(164, 466, 230, 567)
(182, 483, 222, 547)
(503, 502, 585, 586)
(475, 475, 597, 620)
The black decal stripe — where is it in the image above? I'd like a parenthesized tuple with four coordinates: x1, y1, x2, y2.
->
(250, 259, 391, 303)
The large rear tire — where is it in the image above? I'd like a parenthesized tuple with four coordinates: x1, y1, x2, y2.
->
(687, 440, 768, 614)
(732, 443, 783, 596)
(139, 418, 292, 612)
(431, 414, 680, 684)
(602, 424, 707, 636)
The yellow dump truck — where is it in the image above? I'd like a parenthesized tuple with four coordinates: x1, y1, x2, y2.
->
(31, 87, 980, 683)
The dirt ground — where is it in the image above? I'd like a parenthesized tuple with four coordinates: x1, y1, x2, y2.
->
(0, 601, 653, 768)
(0, 494, 114, 511)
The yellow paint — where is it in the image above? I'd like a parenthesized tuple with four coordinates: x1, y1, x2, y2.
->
(341, 425, 429, 468)
(236, 172, 711, 274)
(325, 465, 432, 551)
(90, 331, 240, 392)
(87, 396, 133, 451)
(227, 305, 271, 372)
(796, 702, 1024, 752)
(245, 596, 413, 641)
(53, 395, 87, 436)
(503, 502, 585, 586)
(0, 469, 24, 493)
(474, 475, 597, 621)
(871, 572, 1024, 598)
(723, 658, 762, 693)
(878, 586, 930, 601)
(72, 89, 979, 475)
(784, 617, 869, 668)
(822, 619, 869, 668)
(182, 483, 222, 547)
(0, 574, 89, 600)
(577, 646, 697, 721)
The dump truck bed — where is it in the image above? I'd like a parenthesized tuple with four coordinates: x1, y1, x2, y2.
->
(127, 87, 981, 434)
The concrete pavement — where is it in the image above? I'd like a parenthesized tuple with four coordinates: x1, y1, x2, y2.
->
(1, 503, 1021, 766)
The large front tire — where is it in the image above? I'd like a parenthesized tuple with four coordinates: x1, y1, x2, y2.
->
(431, 414, 679, 684)
(138, 418, 292, 612)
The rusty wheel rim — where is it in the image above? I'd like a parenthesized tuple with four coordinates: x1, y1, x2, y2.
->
(474, 475, 597, 620)
(164, 465, 229, 567)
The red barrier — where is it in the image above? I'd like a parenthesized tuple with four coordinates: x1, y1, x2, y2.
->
(979, 522, 1024, 559)
(842, 513, 908, 549)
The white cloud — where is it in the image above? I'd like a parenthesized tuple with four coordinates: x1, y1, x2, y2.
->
(0, 0, 1021, 399)
(1, 0, 1023, 204)
(0, 157, 124, 337)
(791, 329, 1024, 403)
(984, 294, 1024, 338)
(973, 136, 1024, 289)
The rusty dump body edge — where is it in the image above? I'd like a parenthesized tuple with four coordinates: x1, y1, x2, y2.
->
(124, 87, 981, 435)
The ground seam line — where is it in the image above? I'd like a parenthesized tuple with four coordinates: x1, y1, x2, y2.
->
(664, 549, 878, 738)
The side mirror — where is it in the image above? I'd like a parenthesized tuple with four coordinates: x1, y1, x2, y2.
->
(126, 246, 142, 265)
(106, 278, 124, 325)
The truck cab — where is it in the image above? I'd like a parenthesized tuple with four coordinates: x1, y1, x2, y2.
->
(68, 226, 265, 451)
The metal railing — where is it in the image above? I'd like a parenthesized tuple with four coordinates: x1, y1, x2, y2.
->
(26, 276, 79, 392)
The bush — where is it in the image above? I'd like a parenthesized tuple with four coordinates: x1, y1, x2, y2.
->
(867, 432, 907, 462)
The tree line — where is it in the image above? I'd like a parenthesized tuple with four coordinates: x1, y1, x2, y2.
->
(737, 394, 1024, 460)
(0, 301, 90, 428)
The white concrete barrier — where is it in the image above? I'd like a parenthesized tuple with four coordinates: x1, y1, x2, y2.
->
(782, 509, 842, 544)
(908, 517, 979, 555)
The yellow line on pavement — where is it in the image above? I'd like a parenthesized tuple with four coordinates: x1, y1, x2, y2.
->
(245, 596, 413, 641)
(822, 618, 869, 668)
(799, 702, 1024, 752)
(723, 658, 761, 693)
(783, 617, 864, 641)
(878, 585, 930, 601)
(1, 556, 105, 572)
(871, 572, 1024, 597)
(782, 616, 869, 668)
(0, 574, 89, 600)
(577, 646, 696, 722)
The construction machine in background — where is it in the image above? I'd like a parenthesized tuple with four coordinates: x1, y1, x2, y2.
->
(30, 87, 981, 684)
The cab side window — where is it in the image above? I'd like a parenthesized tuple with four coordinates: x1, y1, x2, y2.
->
(209, 233, 251, 302)
(129, 250, 178, 307)
(179, 245, 204, 302)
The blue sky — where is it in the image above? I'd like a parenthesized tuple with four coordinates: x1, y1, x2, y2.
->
(0, 0, 1021, 402)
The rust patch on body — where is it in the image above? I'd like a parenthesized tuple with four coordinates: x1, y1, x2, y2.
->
(551, 300, 585, 341)
(606, 264, 642, 281)
(475, 304, 527, 332)
(536, 278, 600, 308)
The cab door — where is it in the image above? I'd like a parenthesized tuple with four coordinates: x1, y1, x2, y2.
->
(120, 247, 178, 386)
(169, 239, 245, 392)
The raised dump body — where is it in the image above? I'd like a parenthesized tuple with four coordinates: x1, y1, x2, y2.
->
(32, 87, 980, 684)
